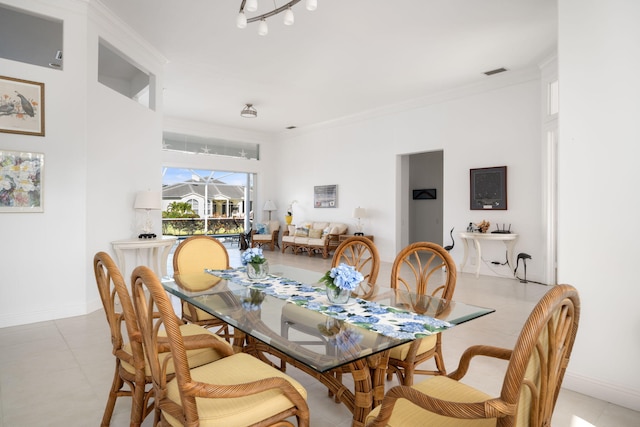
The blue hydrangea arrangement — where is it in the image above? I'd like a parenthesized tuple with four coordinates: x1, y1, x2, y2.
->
(320, 262, 364, 291)
(241, 247, 266, 265)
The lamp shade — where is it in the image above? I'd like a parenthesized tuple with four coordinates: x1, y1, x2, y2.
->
(134, 191, 162, 210)
(263, 200, 277, 211)
(352, 207, 366, 219)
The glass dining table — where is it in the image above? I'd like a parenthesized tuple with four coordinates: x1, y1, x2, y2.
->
(161, 264, 494, 427)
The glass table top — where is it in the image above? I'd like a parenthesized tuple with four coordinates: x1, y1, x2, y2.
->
(162, 264, 494, 373)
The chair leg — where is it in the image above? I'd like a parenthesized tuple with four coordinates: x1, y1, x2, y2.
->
(101, 364, 124, 427)
(130, 381, 147, 427)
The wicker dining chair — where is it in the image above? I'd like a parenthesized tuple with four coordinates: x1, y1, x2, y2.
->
(173, 235, 232, 340)
(386, 242, 457, 386)
(131, 265, 310, 427)
(93, 252, 228, 427)
(365, 284, 581, 427)
(332, 236, 380, 299)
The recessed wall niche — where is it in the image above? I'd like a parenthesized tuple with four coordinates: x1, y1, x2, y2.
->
(0, 4, 63, 70)
(97, 39, 155, 110)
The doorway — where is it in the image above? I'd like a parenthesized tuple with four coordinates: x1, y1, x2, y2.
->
(399, 150, 444, 250)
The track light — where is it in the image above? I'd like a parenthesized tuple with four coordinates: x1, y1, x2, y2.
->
(245, 0, 258, 12)
(237, 0, 316, 35)
(283, 7, 294, 25)
(236, 11, 247, 28)
(258, 18, 268, 35)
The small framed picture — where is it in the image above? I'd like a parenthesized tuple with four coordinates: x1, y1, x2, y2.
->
(0, 75, 45, 136)
(314, 184, 337, 208)
(0, 150, 44, 212)
(470, 166, 507, 210)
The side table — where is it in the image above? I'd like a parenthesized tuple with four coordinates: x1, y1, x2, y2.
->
(339, 234, 374, 242)
(111, 236, 178, 278)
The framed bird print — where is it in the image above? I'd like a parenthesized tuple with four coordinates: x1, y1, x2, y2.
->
(0, 75, 45, 136)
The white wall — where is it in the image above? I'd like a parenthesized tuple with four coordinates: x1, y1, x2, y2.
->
(275, 72, 543, 283)
(558, 0, 640, 411)
(0, 0, 165, 326)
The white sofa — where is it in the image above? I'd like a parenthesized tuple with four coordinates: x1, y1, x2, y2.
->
(281, 221, 348, 258)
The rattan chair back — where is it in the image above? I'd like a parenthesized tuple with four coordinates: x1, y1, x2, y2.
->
(332, 236, 380, 299)
(93, 251, 153, 426)
(131, 265, 310, 427)
(386, 242, 457, 385)
(173, 235, 231, 333)
(391, 241, 457, 299)
(173, 235, 229, 274)
(366, 284, 581, 427)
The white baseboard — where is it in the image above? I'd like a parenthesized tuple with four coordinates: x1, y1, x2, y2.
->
(563, 371, 640, 412)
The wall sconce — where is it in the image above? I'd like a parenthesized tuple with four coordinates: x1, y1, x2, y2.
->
(134, 191, 162, 238)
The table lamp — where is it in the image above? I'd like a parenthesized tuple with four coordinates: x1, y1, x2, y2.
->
(352, 207, 366, 236)
(263, 200, 277, 220)
(134, 190, 162, 238)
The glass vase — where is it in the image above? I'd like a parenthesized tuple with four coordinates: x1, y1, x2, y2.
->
(326, 285, 350, 304)
(247, 262, 268, 279)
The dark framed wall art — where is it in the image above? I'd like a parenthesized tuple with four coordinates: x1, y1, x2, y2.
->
(0, 75, 45, 136)
(470, 166, 507, 210)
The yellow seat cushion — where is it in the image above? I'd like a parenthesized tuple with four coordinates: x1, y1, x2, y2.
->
(121, 323, 230, 376)
(181, 294, 230, 323)
(388, 334, 437, 360)
(365, 375, 496, 426)
(163, 352, 307, 427)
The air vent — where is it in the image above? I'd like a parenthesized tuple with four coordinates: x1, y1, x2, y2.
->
(484, 67, 507, 76)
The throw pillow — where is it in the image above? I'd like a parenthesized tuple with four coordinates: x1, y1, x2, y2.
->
(256, 223, 267, 234)
(308, 228, 323, 239)
(294, 227, 309, 237)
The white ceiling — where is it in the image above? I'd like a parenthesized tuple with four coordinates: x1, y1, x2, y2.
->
(98, 0, 557, 135)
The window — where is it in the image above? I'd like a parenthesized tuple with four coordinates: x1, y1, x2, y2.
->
(162, 167, 255, 236)
(163, 131, 260, 160)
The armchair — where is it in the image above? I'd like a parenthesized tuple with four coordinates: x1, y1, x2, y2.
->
(366, 284, 580, 427)
(251, 219, 280, 251)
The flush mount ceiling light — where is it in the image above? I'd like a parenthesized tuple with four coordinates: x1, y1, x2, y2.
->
(241, 103, 257, 118)
(237, 0, 317, 35)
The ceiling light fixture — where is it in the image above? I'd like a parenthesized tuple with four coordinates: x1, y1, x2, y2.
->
(237, 0, 317, 35)
(241, 103, 257, 118)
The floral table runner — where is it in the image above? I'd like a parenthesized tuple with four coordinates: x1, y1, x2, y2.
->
(205, 268, 453, 340)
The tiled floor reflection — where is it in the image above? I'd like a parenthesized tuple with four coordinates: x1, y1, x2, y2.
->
(0, 243, 637, 426)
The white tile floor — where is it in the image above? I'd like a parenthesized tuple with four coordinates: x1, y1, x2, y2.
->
(1, 244, 638, 426)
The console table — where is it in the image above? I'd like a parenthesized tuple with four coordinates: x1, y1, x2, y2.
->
(459, 232, 518, 278)
(339, 234, 374, 242)
(111, 236, 177, 278)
